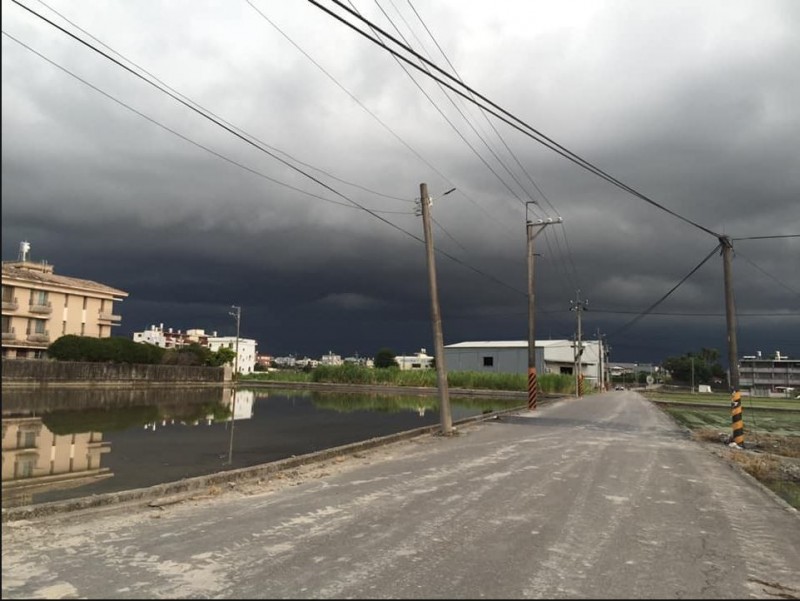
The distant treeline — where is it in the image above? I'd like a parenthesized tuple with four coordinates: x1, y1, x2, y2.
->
(47, 335, 235, 367)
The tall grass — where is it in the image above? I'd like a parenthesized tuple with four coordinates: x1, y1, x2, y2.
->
(244, 367, 575, 394)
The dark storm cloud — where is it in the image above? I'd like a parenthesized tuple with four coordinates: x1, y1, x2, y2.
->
(3, 0, 799, 362)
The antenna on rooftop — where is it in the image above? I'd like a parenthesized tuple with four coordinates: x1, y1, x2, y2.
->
(19, 241, 31, 262)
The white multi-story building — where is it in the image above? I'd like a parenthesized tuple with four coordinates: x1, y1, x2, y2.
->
(740, 350, 799, 397)
(321, 351, 343, 366)
(131, 324, 256, 375)
(207, 335, 257, 375)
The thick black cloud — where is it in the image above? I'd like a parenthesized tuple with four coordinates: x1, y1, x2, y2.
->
(3, 0, 798, 364)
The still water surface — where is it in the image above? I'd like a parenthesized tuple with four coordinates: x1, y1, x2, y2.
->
(2, 386, 518, 508)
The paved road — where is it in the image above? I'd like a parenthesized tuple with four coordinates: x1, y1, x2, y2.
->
(3, 391, 799, 599)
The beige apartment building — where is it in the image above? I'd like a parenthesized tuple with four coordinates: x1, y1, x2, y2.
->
(1, 243, 128, 359)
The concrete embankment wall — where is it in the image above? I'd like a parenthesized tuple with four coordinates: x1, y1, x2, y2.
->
(1, 358, 229, 387)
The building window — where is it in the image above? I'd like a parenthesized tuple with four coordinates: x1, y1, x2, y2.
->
(2, 285, 13, 303)
(62, 321, 67, 335)
(15, 458, 36, 478)
(1, 316, 10, 334)
(82, 297, 88, 310)
(483, 356, 494, 367)
(32, 319, 46, 334)
(80, 323, 85, 336)
(64, 294, 69, 307)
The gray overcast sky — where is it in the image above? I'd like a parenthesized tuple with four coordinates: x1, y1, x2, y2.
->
(2, 0, 799, 364)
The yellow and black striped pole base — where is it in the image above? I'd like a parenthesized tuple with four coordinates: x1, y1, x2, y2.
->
(578, 374, 585, 398)
(527, 367, 538, 411)
(730, 389, 744, 447)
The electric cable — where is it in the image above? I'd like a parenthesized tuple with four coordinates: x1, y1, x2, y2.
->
(32, 0, 415, 205)
(309, 0, 724, 239)
(403, 0, 580, 294)
(735, 251, 800, 299)
(4, 7, 527, 297)
(608, 243, 723, 338)
(247, 0, 519, 237)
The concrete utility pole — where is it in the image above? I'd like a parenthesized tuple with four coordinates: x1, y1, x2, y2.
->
(596, 328, 604, 392)
(418, 183, 453, 435)
(570, 290, 589, 397)
(229, 305, 241, 382)
(720, 236, 744, 447)
(526, 209, 563, 410)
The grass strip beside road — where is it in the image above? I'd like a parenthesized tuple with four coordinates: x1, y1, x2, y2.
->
(649, 394, 800, 509)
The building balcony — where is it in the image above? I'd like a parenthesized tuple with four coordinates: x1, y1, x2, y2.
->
(2, 328, 16, 341)
(98, 311, 122, 323)
(2, 297, 18, 311)
(26, 332, 50, 343)
(29, 302, 52, 315)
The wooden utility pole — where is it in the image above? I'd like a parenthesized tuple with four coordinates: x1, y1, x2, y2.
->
(526, 210, 562, 410)
(419, 183, 452, 435)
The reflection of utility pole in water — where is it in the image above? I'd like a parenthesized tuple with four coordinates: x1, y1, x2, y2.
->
(227, 305, 241, 465)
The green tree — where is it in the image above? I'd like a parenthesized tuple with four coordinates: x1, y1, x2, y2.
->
(209, 347, 236, 367)
(662, 349, 723, 385)
(374, 347, 398, 369)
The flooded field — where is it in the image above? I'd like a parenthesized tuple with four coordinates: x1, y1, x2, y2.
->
(2, 386, 520, 508)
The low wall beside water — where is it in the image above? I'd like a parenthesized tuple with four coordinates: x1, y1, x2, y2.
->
(1, 358, 229, 386)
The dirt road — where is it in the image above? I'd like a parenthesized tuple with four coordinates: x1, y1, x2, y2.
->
(3, 391, 799, 599)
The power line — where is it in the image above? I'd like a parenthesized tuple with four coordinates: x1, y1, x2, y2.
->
(607, 244, 722, 338)
(6, 2, 527, 298)
(735, 251, 800, 299)
(732, 234, 800, 241)
(349, 0, 531, 208)
(591, 309, 797, 317)
(34, 0, 415, 207)
(0, 31, 370, 212)
(9, 1, 423, 236)
(404, 0, 581, 295)
(246, 0, 519, 238)
(309, 0, 724, 239)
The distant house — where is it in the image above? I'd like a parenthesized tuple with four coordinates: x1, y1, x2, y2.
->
(131, 324, 257, 375)
(321, 351, 343, 366)
(2, 241, 128, 359)
(395, 348, 434, 370)
(256, 354, 273, 369)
